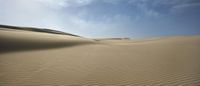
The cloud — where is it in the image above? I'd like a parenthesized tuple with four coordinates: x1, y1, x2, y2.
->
(0, 0, 67, 30)
(173, 2, 200, 9)
(0, 0, 128, 37)
(135, 2, 160, 17)
(36, 0, 94, 9)
(36, 0, 68, 9)
(126, 0, 200, 17)
(0, 0, 199, 37)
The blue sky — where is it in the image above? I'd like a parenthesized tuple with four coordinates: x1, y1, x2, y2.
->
(0, 0, 200, 38)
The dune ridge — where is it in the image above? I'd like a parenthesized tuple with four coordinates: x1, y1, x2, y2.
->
(0, 24, 80, 37)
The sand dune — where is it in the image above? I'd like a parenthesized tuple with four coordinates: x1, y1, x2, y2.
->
(0, 28, 94, 53)
(0, 27, 200, 85)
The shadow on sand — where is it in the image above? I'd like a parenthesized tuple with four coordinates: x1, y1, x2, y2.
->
(0, 40, 92, 54)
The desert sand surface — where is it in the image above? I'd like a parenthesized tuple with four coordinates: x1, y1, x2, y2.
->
(0, 27, 200, 85)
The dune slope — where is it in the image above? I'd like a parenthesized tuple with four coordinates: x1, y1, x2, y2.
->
(0, 28, 93, 53)
(0, 28, 200, 85)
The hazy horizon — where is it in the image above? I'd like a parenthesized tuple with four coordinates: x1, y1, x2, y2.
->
(0, 0, 200, 38)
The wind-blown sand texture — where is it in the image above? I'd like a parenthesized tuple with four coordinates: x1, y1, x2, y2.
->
(0, 26, 200, 85)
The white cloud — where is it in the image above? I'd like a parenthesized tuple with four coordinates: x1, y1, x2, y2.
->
(0, 0, 66, 30)
(0, 0, 128, 37)
(36, 0, 68, 9)
(0, 0, 199, 37)
(36, 0, 94, 9)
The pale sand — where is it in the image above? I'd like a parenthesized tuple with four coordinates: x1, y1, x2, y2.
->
(0, 28, 200, 85)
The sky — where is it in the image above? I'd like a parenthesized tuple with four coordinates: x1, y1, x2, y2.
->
(0, 0, 200, 38)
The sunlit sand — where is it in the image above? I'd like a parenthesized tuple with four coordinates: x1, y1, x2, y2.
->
(0, 26, 200, 85)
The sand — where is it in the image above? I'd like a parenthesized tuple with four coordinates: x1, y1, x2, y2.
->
(0, 28, 200, 85)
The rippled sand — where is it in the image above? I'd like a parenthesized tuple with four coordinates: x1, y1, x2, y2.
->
(0, 28, 200, 85)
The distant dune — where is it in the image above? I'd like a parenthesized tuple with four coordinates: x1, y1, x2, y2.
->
(0, 25, 200, 85)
